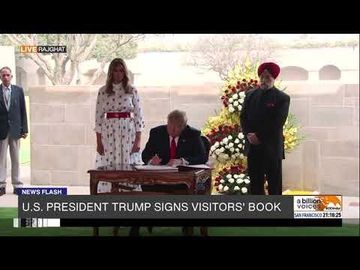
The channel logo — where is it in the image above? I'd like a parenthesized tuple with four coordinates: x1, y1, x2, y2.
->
(293, 195, 342, 219)
(20, 45, 67, 54)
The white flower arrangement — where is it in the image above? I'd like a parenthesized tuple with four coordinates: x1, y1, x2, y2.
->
(215, 167, 251, 195)
(209, 132, 245, 162)
(227, 91, 246, 113)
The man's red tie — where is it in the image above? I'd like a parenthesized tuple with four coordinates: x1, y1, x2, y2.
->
(170, 137, 177, 159)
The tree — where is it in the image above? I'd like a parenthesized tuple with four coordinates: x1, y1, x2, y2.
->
(3, 34, 144, 85)
(190, 34, 277, 80)
(88, 34, 142, 84)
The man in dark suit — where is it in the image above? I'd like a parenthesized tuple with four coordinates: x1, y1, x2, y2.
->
(142, 110, 207, 166)
(0, 66, 28, 195)
(240, 62, 290, 195)
(127, 110, 206, 236)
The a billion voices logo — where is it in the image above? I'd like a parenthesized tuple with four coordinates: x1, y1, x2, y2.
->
(20, 45, 67, 54)
(293, 195, 342, 219)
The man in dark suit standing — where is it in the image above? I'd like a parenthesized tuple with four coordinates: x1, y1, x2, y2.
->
(142, 109, 207, 166)
(0, 67, 28, 195)
(240, 62, 290, 195)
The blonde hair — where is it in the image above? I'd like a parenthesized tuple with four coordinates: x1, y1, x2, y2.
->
(167, 110, 187, 129)
(105, 58, 132, 95)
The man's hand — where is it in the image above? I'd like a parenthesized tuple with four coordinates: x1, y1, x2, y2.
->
(21, 133, 28, 139)
(247, 133, 261, 145)
(149, 154, 162, 165)
(167, 159, 183, 167)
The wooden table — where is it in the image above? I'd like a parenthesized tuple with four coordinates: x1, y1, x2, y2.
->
(88, 164, 212, 236)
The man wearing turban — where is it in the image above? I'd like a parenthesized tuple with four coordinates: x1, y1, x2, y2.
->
(240, 62, 290, 195)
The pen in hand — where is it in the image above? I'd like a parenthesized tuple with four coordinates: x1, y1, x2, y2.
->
(150, 153, 162, 165)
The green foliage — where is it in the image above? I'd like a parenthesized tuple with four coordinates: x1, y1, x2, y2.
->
(222, 58, 283, 94)
(2, 34, 142, 84)
(2, 34, 139, 58)
(0, 34, 12, 45)
(202, 108, 239, 136)
(90, 34, 139, 62)
(190, 34, 277, 80)
(283, 112, 305, 152)
(224, 58, 259, 87)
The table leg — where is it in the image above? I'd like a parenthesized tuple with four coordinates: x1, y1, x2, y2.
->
(200, 226, 208, 236)
(113, 227, 119, 236)
(194, 171, 211, 237)
(90, 176, 98, 195)
(90, 176, 99, 236)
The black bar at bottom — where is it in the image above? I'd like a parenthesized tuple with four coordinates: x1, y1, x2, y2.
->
(60, 219, 342, 227)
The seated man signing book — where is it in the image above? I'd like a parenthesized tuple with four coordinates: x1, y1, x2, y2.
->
(142, 109, 207, 167)
(129, 110, 208, 236)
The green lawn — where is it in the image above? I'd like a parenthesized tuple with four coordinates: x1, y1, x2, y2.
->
(0, 208, 358, 237)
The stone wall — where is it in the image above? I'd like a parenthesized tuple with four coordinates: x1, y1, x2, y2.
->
(29, 82, 359, 196)
(282, 82, 359, 196)
(29, 86, 97, 186)
(29, 84, 221, 187)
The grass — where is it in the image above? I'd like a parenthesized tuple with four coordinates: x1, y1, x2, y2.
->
(1, 208, 359, 237)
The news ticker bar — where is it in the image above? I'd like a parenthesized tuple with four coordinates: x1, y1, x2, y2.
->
(12, 218, 342, 227)
(18, 195, 343, 220)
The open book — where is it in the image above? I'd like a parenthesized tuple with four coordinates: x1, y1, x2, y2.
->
(134, 165, 178, 172)
(179, 164, 211, 169)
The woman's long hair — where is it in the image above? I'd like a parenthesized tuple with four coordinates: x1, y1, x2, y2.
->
(105, 58, 133, 95)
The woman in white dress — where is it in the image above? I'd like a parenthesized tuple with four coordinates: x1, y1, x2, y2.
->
(94, 58, 145, 192)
